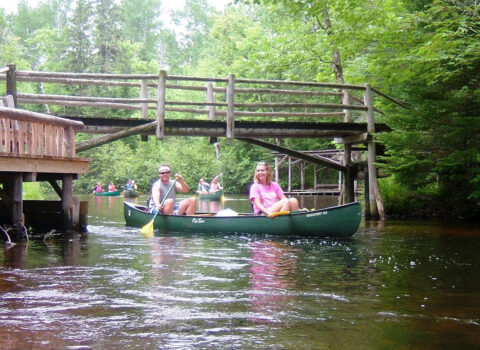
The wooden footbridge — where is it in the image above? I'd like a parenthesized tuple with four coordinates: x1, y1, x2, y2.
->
(1, 64, 406, 234)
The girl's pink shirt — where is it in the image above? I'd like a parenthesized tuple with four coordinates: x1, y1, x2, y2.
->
(210, 183, 219, 192)
(249, 182, 284, 214)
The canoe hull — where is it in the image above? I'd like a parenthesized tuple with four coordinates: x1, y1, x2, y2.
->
(198, 190, 222, 201)
(94, 190, 121, 197)
(124, 201, 362, 237)
(124, 190, 140, 198)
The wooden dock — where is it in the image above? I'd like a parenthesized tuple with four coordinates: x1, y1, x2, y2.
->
(0, 103, 89, 237)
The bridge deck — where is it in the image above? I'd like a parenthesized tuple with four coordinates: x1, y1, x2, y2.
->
(61, 116, 390, 138)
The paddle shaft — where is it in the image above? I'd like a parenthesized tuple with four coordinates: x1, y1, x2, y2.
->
(214, 143, 225, 201)
(158, 178, 178, 209)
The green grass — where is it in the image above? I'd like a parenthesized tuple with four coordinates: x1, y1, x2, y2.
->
(23, 182, 44, 200)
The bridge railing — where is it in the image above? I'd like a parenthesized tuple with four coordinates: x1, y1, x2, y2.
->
(2, 65, 407, 139)
(0, 105, 84, 158)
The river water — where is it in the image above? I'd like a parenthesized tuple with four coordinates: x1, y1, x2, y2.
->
(0, 195, 479, 349)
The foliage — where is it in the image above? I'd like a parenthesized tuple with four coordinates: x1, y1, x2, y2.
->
(376, 0, 480, 218)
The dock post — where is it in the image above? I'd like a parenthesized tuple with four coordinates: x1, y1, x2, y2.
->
(12, 173, 23, 227)
(62, 174, 74, 231)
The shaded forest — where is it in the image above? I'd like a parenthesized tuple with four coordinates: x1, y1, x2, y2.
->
(0, 0, 478, 218)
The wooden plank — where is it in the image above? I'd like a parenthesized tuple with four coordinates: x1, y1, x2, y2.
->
(18, 120, 26, 154)
(334, 133, 368, 144)
(75, 121, 157, 152)
(0, 155, 89, 174)
(26, 121, 33, 155)
(12, 120, 20, 154)
(0, 106, 84, 128)
(0, 118, 5, 152)
(238, 138, 346, 172)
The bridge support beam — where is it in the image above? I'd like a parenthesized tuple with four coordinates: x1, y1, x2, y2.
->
(364, 84, 385, 219)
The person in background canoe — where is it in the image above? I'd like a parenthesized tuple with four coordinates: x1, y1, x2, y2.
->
(132, 180, 137, 190)
(125, 179, 135, 190)
(93, 182, 104, 193)
(249, 161, 299, 215)
(108, 182, 117, 192)
(209, 173, 223, 193)
(196, 178, 210, 195)
(151, 164, 195, 215)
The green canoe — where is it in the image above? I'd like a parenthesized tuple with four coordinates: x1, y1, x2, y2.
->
(124, 201, 361, 237)
(94, 190, 121, 197)
(198, 190, 223, 201)
(124, 189, 140, 198)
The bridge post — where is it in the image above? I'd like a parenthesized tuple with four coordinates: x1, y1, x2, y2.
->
(364, 84, 385, 219)
(207, 82, 217, 144)
(156, 70, 167, 139)
(226, 74, 235, 138)
(6, 64, 17, 108)
(341, 88, 353, 204)
(288, 157, 292, 192)
(140, 78, 150, 141)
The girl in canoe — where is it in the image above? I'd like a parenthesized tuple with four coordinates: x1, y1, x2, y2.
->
(249, 161, 299, 215)
(93, 182, 104, 193)
(209, 174, 223, 193)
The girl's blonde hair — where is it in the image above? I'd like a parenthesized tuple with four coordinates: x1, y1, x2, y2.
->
(253, 162, 273, 184)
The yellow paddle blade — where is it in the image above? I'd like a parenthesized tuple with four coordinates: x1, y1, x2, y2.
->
(140, 219, 155, 237)
(267, 210, 290, 218)
(220, 194, 226, 205)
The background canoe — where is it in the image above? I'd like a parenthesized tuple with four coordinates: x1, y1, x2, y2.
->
(198, 190, 222, 201)
(94, 190, 121, 197)
(124, 201, 361, 237)
(124, 189, 140, 198)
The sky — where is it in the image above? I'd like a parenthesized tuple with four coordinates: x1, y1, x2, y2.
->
(1, 0, 230, 15)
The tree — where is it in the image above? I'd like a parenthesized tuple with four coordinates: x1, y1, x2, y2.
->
(376, 0, 480, 217)
(92, 0, 122, 73)
(120, 0, 163, 62)
(64, 0, 93, 72)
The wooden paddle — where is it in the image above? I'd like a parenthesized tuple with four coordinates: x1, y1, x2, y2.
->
(140, 178, 177, 237)
(214, 143, 226, 204)
(267, 209, 309, 218)
(267, 211, 290, 218)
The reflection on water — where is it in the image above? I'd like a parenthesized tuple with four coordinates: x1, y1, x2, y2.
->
(0, 195, 479, 349)
(249, 241, 297, 321)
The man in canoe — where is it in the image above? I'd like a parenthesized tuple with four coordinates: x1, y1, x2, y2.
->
(125, 179, 135, 190)
(150, 164, 195, 215)
(196, 178, 210, 194)
(249, 161, 299, 215)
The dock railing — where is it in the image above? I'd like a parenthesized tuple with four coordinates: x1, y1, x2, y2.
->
(0, 105, 84, 158)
